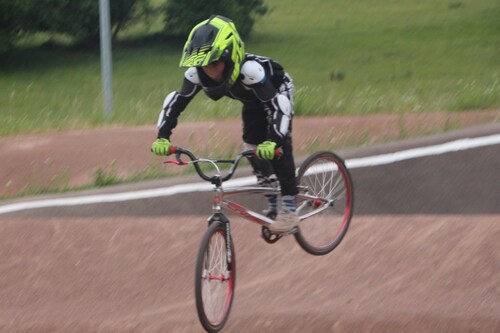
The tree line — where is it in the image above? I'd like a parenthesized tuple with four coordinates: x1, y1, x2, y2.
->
(0, 0, 267, 53)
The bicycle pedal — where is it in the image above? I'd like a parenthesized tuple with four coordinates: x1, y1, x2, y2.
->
(261, 226, 282, 244)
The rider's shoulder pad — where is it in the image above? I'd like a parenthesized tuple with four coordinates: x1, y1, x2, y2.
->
(184, 67, 200, 84)
(241, 60, 266, 85)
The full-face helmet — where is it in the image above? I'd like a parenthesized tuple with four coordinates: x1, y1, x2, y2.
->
(179, 15, 245, 100)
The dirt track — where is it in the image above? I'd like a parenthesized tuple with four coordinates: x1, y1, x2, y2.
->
(0, 112, 499, 332)
(0, 215, 498, 332)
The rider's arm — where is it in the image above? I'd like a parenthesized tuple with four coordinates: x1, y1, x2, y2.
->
(240, 60, 292, 146)
(157, 67, 202, 139)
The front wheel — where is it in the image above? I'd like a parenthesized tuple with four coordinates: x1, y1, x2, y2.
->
(195, 220, 236, 332)
(295, 151, 354, 255)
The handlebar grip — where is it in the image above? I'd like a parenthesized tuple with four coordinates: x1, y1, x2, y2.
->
(252, 147, 283, 159)
(169, 146, 177, 155)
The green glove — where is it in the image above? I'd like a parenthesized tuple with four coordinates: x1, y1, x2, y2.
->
(256, 141, 277, 160)
(151, 138, 173, 155)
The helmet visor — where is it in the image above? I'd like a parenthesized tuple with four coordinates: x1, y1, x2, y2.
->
(180, 25, 223, 67)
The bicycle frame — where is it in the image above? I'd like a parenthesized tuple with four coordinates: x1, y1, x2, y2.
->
(215, 185, 334, 227)
(165, 146, 334, 229)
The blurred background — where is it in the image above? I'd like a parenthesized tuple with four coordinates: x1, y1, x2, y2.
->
(1, 0, 499, 136)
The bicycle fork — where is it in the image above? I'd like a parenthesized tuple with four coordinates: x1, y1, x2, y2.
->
(208, 187, 233, 272)
(207, 202, 233, 275)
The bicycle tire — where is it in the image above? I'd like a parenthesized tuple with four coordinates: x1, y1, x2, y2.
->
(294, 151, 354, 255)
(195, 221, 236, 332)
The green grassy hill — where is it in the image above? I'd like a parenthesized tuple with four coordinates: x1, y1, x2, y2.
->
(1, 0, 498, 136)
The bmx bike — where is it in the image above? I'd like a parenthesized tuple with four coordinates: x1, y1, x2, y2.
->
(165, 146, 354, 332)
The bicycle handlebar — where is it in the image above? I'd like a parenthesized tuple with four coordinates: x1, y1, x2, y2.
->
(165, 146, 282, 185)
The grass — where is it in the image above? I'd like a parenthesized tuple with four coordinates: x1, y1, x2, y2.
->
(253, 0, 499, 112)
(0, 0, 499, 137)
(0, 156, 194, 201)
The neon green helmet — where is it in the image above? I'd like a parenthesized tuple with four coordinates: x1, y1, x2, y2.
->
(180, 15, 245, 100)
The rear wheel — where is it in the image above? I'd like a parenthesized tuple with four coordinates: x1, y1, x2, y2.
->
(295, 151, 354, 255)
(195, 221, 235, 332)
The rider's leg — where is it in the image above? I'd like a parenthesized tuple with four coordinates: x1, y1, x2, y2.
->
(244, 143, 278, 216)
(268, 138, 300, 232)
(242, 105, 278, 216)
(242, 90, 299, 232)
(268, 83, 300, 232)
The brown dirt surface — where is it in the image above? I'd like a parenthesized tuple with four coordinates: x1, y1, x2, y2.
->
(1, 109, 499, 198)
(0, 215, 498, 332)
(0, 110, 499, 333)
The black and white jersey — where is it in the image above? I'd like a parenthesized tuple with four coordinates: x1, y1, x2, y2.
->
(157, 53, 294, 144)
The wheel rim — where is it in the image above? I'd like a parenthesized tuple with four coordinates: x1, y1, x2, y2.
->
(201, 229, 234, 327)
(297, 155, 352, 250)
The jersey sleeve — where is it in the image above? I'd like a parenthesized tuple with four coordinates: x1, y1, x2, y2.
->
(156, 73, 201, 139)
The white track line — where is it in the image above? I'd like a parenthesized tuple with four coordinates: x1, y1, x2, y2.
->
(1, 133, 499, 215)
(345, 134, 500, 168)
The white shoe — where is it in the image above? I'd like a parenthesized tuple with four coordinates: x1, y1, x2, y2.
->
(269, 209, 299, 233)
